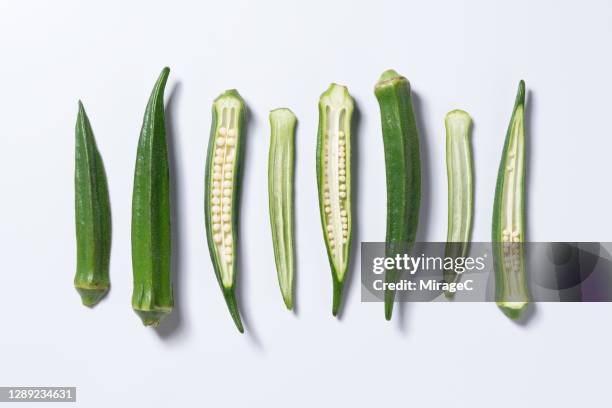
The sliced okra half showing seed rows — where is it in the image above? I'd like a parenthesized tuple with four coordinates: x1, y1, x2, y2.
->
(316, 84, 354, 316)
(204, 89, 246, 333)
(268, 108, 297, 310)
(444, 109, 473, 294)
(492, 80, 529, 319)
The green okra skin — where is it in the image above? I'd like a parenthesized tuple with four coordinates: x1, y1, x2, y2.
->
(492, 80, 529, 319)
(316, 84, 354, 316)
(374, 69, 421, 321)
(131, 67, 173, 327)
(443, 110, 473, 291)
(204, 89, 247, 333)
(74, 101, 111, 307)
(268, 108, 297, 310)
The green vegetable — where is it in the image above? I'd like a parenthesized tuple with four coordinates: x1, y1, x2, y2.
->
(131, 67, 173, 327)
(316, 83, 353, 316)
(443, 110, 473, 291)
(374, 69, 421, 321)
(492, 80, 529, 319)
(268, 108, 297, 310)
(74, 101, 111, 307)
(204, 89, 247, 333)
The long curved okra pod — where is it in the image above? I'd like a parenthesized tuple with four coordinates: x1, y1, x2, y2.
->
(268, 108, 297, 310)
(492, 80, 529, 319)
(374, 70, 421, 321)
(204, 90, 246, 333)
(316, 84, 353, 316)
(74, 101, 111, 306)
(444, 110, 473, 289)
(131, 67, 173, 327)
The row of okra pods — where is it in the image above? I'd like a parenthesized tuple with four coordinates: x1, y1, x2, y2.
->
(75, 67, 528, 333)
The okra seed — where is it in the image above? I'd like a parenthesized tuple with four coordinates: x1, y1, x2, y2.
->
(213, 181, 220, 188)
(214, 157, 222, 165)
(325, 206, 331, 213)
(223, 205, 230, 213)
(223, 224, 231, 232)
(324, 199, 330, 206)
(343, 230, 348, 237)
(225, 247, 232, 255)
(338, 130, 345, 138)
(223, 189, 231, 197)
(217, 138, 226, 146)
(212, 188, 221, 196)
(339, 150, 345, 158)
(212, 197, 220, 205)
(326, 225, 333, 231)
(219, 127, 227, 136)
(213, 223, 221, 231)
(506, 166, 513, 172)
(340, 210, 347, 216)
(512, 231, 519, 238)
(339, 191, 346, 198)
(225, 236, 232, 245)
(339, 139, 345, 145)
(216, 148, 223, 155)
(228, 128, 237, 137)
(339, 169, 346, 176)
(222, 197, 230, 205)
(339, 184, 346, 191)
(214, 165, 222, 172)
(214, 234, 222, 243)
(212, 215, 220, 222)
(339, 162, 345, 169)
(222, 214, 230, 222)
(212, 205, 220, 213)
(339, 175, 346, 182)
(225, 172, 233, 179)
(342, 224, 348, 230)
(227, 138, 236, 146)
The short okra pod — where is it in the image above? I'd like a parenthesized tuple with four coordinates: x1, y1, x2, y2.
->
(317, 84, 354, 316)
(131, 67, 173, 327)
(444, 110, 473, 291)
(268, 108, 297, 310)
(204, 89, 247, 333)
(492, 80, 529, 319)
(74, 101, 111, 307)
(374, 70, 421, 320)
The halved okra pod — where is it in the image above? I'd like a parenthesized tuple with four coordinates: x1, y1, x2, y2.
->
(204, 90, 246, 333)
(374, 70, 421, 321)
(316, 84, 353, 316)
(268, 108, 297, 310)
(131, 67, 173, 327)
(74, 101, 111, 307)
(492, 80, 529, 319)
(444, 110, 473, 290)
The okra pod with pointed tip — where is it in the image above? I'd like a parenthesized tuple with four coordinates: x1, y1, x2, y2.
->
(131, 67, 173, 327)
(316, 84, 354, 316)
(492, 80, 529, 319)
(74, 101, 111, 307)
(374, 70, 421, 321)
(444, 110, 473, 290)
(268, 108, 297, 310)
(204, 89, 246, 333)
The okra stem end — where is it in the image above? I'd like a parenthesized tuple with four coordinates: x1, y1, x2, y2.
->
(497, 301, 528, 320)
(75, 286, 109, 307)
(134, 308, 172, 327)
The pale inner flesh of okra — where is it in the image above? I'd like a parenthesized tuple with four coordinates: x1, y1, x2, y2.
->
(500, 105, 525, 305)
(321, 101, 351, 279)
(210, 101, 240, 288)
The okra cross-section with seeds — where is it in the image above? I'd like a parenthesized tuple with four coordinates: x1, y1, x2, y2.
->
(74, 101, 111, 307)
(205, 89, 246, 333)
(316, 83, 353, 316)
(444, 110, 473, 291)
(268, 108, 297, 310)
(492, 80, 529, 319)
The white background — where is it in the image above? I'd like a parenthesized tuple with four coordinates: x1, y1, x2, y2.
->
(0, 1, 611, 407)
